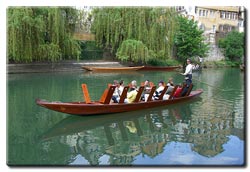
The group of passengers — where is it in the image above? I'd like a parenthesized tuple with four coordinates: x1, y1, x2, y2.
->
(111, 58, 193, 104)
(111, 77, 185, 104)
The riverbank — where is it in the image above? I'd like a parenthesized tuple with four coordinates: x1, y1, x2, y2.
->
(7, 60, 123, 74)
(7, 59, 241, 74)
(203, 60, 241, 68)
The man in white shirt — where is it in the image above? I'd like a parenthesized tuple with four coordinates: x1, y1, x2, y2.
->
(181, 58, 192, 82)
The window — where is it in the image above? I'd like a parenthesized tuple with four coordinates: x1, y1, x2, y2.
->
(188, 6, 192, 13)
(220, 11, 225, 19)
(212, 25, 216, 32)
(203, 10, 206, 16)
(199, 24, 205, 30)
(232, 13, 238, 20)
(176, 6, 184, 11)
(238, 20, 244, 27)
(219, 25, 223, 31)
(221, 11, 240, 20)
(225, 12, 230, 19)
(210, 10, 215, 17)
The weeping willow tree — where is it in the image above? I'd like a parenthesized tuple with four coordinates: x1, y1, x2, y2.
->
(8, 7, 80, 62)
(116, 39, 149, 63)
(91, 7, 178, 64)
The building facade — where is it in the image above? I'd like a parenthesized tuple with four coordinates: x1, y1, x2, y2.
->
(175, 6, 244, 61)
(196, 6, 243, 34)
(196, 6, 244, 61)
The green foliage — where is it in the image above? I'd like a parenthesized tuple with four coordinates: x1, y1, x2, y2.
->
(116, 39, 149, 63)
(218, 31, 244, 61)
(79, 41, 103, 60)
(174, 16, 208, 61)
(37, 43, 61, 62)
(8, 7, 80, 63)
(146, 58, 180, 66)
(92, 7, 178, 64)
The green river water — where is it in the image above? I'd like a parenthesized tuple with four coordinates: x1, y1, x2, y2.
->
(7, 68, 245, 166)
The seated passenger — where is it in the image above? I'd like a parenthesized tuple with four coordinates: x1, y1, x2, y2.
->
(166, 77, 174, 95)
(173, 85, 183, 98)
(167, 77, 174, 87)
(143, 80, 151, 93)
(141, 79, 152, 101)
(111, 80, 120, 103)
(153, 80, 165, 100)
(181, 81, 192, 96)
(125, 80, 138, 103)
(118, 80, 124, 93)
(111, 80, 125, 103)
(129, 80, 137, 91)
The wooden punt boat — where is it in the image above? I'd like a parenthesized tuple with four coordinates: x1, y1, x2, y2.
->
(36, 83, 203, 116)
(82, 66, 144, 72)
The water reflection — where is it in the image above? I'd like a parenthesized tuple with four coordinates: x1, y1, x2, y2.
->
(40, 99, 243, 165)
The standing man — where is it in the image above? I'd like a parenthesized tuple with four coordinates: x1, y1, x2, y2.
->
(181, 58, 192, 83)
(180, 58, 193, 96)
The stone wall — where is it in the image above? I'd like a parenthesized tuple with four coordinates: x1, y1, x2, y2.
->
(206, 44, 224, 61)
(204, 32, 225, 62)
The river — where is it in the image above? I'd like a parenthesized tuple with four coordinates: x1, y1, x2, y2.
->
(7, 68, 245, 166)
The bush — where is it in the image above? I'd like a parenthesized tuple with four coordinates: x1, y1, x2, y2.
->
(218, 31, 244, 61)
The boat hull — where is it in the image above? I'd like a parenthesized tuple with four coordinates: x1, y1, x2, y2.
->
(36, 90, 203, 116)
(82, 66, 144, 72)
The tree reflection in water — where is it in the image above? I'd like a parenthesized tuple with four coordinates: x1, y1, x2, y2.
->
(40, 100, 241, 165)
